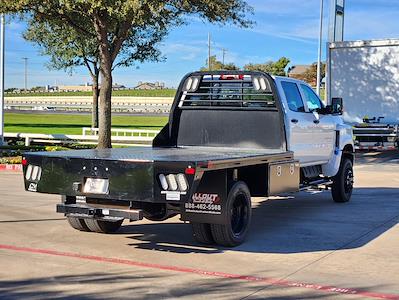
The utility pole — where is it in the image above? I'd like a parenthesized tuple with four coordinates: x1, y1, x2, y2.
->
(222, 48, 227, 66)
(316, 0, 324, 96)
(326, 0, 345, 102)
(0, 14, 5, 146)
(208, 33, 211, 71)
(22, 57, 28, 91)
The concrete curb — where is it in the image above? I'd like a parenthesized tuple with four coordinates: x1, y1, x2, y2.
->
(0, 164, 22, 172)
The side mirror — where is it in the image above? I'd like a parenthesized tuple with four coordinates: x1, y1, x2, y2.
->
(328, 97, 343, 115)
(312, 110, 320, 121)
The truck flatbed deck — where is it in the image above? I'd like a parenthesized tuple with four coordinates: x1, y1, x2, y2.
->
(27, 146, 292, 166)
(24, 146, 294, 204)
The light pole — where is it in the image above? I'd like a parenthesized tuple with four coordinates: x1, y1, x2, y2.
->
(316, 0, 324, 96)
(222, 48, 227, 66)
(22, 57, 28, 91)
(0, 14, 5, 146)
(208, 33, 211, 71)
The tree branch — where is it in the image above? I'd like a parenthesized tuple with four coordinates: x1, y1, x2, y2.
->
(35, 10, 94, 38)
(110, 16, 135, 63)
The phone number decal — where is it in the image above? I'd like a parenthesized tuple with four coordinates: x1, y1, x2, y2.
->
(184, 202, 222, 214)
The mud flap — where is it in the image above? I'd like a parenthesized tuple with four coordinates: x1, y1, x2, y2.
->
(180, 170, 229, 225)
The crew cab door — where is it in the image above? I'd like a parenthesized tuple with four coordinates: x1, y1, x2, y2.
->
(278, 79, 335, 165)
(279, 80, 316, 165)
(298, 83, 336, 163)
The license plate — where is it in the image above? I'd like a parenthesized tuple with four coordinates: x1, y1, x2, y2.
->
(83, 178, 109, 194)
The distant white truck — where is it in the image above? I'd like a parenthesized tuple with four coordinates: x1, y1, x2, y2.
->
(328, 39, 399, 150)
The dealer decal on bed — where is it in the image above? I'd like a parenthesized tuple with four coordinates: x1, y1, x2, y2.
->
(28, 183, 38, 192)
(185, 193, 222, 214)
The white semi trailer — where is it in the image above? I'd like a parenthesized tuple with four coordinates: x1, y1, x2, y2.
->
(327, 39, 399, 150)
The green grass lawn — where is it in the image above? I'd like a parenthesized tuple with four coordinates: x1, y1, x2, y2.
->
(5, 112, 168, 135)
(5, 89, 176, 98)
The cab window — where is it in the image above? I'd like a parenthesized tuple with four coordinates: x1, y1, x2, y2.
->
(300, 84, 323, 111)
(281, 81, 305, 112)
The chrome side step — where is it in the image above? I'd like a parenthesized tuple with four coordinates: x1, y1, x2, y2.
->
(299, 179, 333, 191)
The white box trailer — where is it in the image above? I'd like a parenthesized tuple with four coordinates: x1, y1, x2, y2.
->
(327, 39, 399, 150)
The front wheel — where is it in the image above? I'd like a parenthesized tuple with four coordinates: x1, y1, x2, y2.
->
(331, 158, 354, 203)
(211, 181, 252, 247)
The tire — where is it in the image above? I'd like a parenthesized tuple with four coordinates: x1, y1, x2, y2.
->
(331, 158, 354, 203)
(84, 219, 123, 233)
(211, 181, 252, 247)
(191, 223, 214, 245)
(67, 216, 91, 232)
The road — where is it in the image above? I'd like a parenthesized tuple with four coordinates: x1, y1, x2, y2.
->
(0, 153, 398, 299)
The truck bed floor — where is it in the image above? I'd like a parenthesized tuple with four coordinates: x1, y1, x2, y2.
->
(28, 146, 290, 163)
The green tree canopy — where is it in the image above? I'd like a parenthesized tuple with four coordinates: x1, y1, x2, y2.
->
(2, 0, 253, 148)
(291, 62, 326, 86)
(244, 57, 290, 76)
(200, 55, 239, 71)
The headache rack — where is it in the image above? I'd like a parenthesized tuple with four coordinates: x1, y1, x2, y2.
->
(178, 74, 276, 109)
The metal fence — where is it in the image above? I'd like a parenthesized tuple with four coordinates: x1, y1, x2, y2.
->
(4, 128, 160, 146)
(5, 96, 173, 113)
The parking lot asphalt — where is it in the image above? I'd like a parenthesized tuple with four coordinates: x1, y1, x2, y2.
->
(0, 152, 398, 299)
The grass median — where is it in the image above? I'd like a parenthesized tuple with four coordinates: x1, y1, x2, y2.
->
(5, 112, 168, 135)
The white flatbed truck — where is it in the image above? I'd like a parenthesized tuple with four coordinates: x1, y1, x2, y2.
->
(22, 71, 354, 247)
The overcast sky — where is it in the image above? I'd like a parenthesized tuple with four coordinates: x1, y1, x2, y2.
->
(4, 0, 399, 89)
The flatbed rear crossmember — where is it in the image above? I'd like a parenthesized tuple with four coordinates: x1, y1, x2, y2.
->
(56, 203, 144, 222)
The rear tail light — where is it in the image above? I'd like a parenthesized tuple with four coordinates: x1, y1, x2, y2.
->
(185, 77, 193, 90)
(252, 76, 270, 91)
(220, 74, 244, 80)
(159, 173, 189, 192)
(253, 77, 260, 90)
(158, 174, 168, 190)
(166, 174, 178, 191)
(25, 165, 33, 180)
(259, 77, 267, 90)
(185, 167, 195, 175)
(25, 165, 42, 181)
(183, 76, 201, 92)
(191, 77, 200, 90)
(176, 174, 188, 191)
(32, 166, 40, 180)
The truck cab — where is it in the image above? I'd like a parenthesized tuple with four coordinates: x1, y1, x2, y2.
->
(274, 76, 354, 177)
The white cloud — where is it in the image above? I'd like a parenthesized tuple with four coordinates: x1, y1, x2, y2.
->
(161, 41, 207, 62)
(247, 23, 318, 44)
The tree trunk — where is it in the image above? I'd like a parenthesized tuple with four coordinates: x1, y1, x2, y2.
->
(91, 72, 99, 129)
(97, 62, 112, 149)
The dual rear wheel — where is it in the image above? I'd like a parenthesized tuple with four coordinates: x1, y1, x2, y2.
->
(66, 216, 123, 233)
(191, 181, 252, 247)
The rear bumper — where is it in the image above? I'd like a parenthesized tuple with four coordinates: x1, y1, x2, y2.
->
(56, 203, 143, 221)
